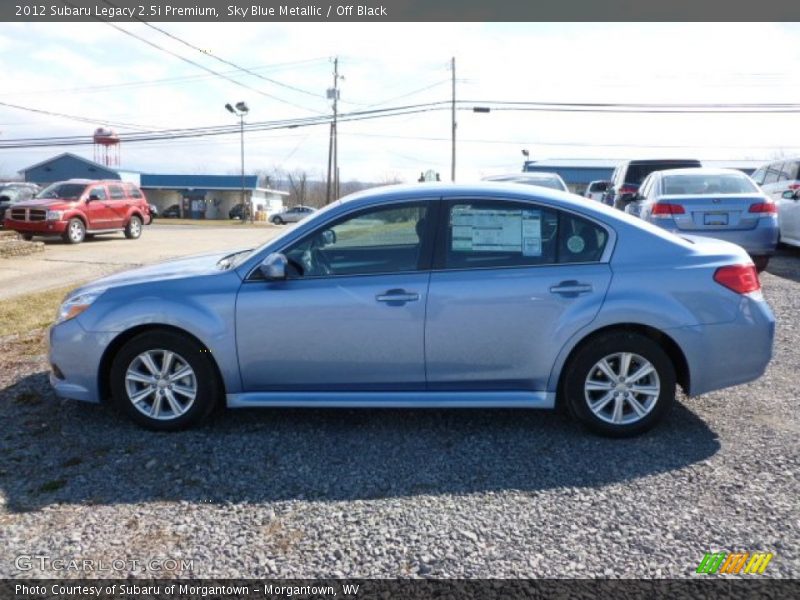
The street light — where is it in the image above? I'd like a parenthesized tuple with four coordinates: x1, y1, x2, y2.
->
(225, 101, 250, 222)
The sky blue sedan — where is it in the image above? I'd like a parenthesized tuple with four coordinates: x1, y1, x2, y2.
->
(624, 168, 779, 271)
(48, 183, 775, 437)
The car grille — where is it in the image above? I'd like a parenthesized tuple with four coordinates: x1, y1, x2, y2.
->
(8, 208, 46, 221)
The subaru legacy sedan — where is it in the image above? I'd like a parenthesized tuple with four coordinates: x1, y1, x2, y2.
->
(626, 168, 779, 271)
(48, 183, 775, 437)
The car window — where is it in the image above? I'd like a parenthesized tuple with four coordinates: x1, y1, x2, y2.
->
(128, 186, 143, 199)
(108, 185, 125, 200)
(36, 183, 85, 200)
(762, 163, 782, 185)
(639, 175, 653, 198)
(662, 173, 758, 195)
(88, 186, 107, 200)
(443, 200, 607, 269)
(788, 160, 800, 181)
(750, 167, 766, 185)
(284, 203, 429, 278)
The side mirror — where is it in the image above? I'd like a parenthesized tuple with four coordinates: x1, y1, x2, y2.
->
(321, 229, 336, 246)
(259, 253, 288, 281)
(782, 190, 799, 200)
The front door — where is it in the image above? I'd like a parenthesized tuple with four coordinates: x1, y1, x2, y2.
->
(235, 201, 435, 391)
(82, 184, 117, 229)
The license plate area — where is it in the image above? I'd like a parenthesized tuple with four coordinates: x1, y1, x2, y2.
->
(703, 212, 728, 226)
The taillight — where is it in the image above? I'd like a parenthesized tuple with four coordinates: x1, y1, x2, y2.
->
(652, 202, 686, 216)
(714, 265, 760, 294)
(788, 183, 800, 190)
(748, 201, 777, 214)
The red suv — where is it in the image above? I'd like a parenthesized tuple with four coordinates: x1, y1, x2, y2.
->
(3, 179, 151, 244)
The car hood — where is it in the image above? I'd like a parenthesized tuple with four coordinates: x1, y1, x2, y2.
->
(70, 250, 243, 296)
(12, 198, 75, 210)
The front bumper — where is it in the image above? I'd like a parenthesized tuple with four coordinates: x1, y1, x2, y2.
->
(48, 318, 113, 404)
(5, 219, 68, 234)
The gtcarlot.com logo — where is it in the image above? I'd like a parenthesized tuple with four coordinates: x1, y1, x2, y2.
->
(15, 555, 193, 572)
(696, 551, 774, 575)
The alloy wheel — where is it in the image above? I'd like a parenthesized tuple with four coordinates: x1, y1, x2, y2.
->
(584, 352, 661, 425)
(124, 349, 197, 420)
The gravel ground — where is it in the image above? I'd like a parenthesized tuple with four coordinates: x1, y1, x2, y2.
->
(0, 249, 798, 579)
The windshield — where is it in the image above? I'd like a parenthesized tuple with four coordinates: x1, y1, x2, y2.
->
(35, 183, 87, 201)
(624, 163, 700, 185)
(662, 173, 758, 195)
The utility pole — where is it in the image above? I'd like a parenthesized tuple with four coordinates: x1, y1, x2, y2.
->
(450, 56, 456, 182)
(326, 57, 340, 204)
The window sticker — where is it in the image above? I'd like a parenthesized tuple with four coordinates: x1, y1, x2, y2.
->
(451, 206, 543, 255)
(567, 235, 586, 254)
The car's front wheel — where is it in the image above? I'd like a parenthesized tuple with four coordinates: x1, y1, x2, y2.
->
(63, 218, 85, 244)
(563, 331, 676, 437)
(124, 215, 143, 239)
(272, 216, 284, 225)
(110, 330, 221, 431)
(752, 255, 769, 272)
(22, 233, 34, 241)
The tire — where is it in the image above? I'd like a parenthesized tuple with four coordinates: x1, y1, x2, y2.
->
(563, 331, 676, 437)
(752, 255, 769, 272)
(272, 216, 284, 225)
(124, 215, 143, 239)
(110, 330, 221, 431)
(22, 233, 34, 241)
(62, 218, 85, 244)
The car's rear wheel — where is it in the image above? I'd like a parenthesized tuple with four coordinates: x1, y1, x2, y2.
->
(124, 215, 142, 239)
(63, 218, 85, 244)
(110, 330, 221, 431)
(564, 332, 676, 437)
(272, 216, 284, 225)
(752, 255, 769, 272)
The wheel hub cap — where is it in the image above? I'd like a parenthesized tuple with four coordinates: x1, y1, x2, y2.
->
(584, 351, 660, 426)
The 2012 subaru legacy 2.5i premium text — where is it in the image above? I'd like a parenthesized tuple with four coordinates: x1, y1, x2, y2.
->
(48, 183, 775, 437)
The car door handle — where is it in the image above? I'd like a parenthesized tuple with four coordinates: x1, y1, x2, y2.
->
(549, 281, 593, 296)
(376, 289, 420, 304)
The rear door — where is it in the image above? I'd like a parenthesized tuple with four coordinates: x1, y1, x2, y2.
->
(425, 198, 612, 392)
(105, 183, 128, 228)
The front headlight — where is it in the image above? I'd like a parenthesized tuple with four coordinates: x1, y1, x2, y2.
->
(55, 290, 105, 325)
(46, 210, 64, 221)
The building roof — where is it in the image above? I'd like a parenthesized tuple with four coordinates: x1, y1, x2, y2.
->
(139, 173, 259, 190)
(19, 152, 122, 174)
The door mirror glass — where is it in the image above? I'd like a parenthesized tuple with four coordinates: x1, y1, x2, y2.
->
(259, 253, 288, 280)
(782, 190, 798, 200)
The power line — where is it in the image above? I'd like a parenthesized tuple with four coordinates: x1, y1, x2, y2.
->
(60, 0, 323, 114)
(0, 100, 156, 131)
(102, 0, 326, 101)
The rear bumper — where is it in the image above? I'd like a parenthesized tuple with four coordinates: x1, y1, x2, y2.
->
(659, 220, 779, 256)
(669, 293, 775, 396)
(4, 219, 68, 234)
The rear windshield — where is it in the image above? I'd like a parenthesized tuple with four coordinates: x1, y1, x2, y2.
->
(662, 173, 758, 195)
(589, 182, 608, 192)
(624, 163, 700, 185)
(36, 183, 86, 201)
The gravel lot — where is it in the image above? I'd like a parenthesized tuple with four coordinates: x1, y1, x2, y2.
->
(0, 248, 798, 579)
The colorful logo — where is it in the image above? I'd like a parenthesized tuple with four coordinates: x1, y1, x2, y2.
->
(696, 552, 774, 575)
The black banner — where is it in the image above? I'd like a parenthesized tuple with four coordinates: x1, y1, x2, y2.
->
(2, 580, 800, 600)
(3, 0, 800, 22)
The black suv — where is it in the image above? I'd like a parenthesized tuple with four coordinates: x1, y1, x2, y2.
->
(605, 159, 702, 209)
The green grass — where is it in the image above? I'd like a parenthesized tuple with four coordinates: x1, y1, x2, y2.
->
(0, 284, 78, 336)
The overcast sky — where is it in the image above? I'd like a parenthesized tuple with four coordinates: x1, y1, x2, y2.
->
(2, 22, 800, 183)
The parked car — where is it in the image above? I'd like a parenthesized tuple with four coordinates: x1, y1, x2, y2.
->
(626, 168, 778, 271)
(48, 183, 774, 437)
(483, 172, 569, 193)
(750, 157, 800, 202)
(779, 189, 800, 248)
(228, 203, 248, 220)
(0, 183, 40, 226)
(3, 179, 150, 244)
(162, 204, 181, 218)
(148, 204, 159, 221)
(585, 180, 610, 202)
(270, 205, 316, 225)
(605, 159, 702, 209)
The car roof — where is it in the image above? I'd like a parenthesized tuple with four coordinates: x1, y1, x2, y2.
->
(656, 167, 747, 177)
(622, 159, 702, 166)
(484, 172, 562, 180)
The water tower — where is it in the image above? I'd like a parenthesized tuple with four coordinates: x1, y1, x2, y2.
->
(93, 127, 120, 167)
